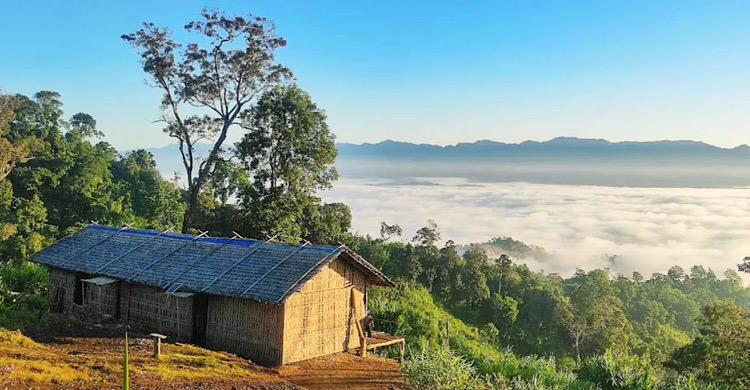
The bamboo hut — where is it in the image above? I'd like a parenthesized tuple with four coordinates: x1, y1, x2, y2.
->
(31, 225, 395, 365)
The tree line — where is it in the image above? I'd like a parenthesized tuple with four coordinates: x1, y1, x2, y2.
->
(358, 222, 750, 388)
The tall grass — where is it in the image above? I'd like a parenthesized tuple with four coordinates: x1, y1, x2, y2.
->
(123, 331, 129, 390)
(400, 347, 486, 390)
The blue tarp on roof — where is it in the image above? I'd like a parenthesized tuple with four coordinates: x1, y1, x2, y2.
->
(30, 225, 393, 304)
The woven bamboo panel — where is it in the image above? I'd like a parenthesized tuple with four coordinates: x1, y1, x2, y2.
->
(47, 268, 76, 312)
(205, 295, 283, 365)
(118, 282, 194, 342)
(83, 282, 118, 316)
(282, 258, 366, 364)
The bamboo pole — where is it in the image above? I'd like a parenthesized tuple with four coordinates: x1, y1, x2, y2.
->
(350, 287, 366, 357)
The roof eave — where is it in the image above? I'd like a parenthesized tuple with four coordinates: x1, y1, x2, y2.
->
(339, 249, 396, 288)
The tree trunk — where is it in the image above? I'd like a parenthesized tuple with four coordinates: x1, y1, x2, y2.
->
(181, 189, 199, 233)
(574, 335, 582, 366)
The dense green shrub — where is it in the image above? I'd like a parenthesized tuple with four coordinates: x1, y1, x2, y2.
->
(0, 261, 48, 295)
(0, 261, 49, 331)
(400, 347, 487, 390)
(660, 375, 733, 390)
(578, 350, 655, 390)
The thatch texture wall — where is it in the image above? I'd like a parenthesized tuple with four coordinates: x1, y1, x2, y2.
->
(205, 295, 283, 365)
(83, 282, 118, 317)
(281, 257, 366, 364)
(119, 282, 194, 342)
(47, 267, 77, 312)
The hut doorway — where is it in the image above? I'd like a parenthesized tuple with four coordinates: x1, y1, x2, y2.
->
(73, 275, 84, 305)
(192, 294, 209, 346)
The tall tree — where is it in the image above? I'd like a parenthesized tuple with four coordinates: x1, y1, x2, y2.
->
(460, 245, 491, 307)
(122, 9, 291, 233)
(234, 86, 337, 240)
(0, 92, 25, 181)
(667, 301, 750, 387)
(562, 269, 635, 363)
(495, 254, 512, 295)
(739, 256, 750, 273)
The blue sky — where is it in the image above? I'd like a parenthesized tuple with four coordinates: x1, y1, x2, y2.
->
(1, 1, 749, 149)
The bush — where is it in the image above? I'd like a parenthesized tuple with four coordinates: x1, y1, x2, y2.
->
(0, 261, 50, 332)
(578, 350, 655, 390)
(0, 261, 48, 295)
(400, 347, 487, 390)
(660, 375, 733, 390)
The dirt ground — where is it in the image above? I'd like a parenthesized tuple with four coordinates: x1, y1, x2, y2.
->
(0, 329, 406, 390)
(0, 330, 299, 390)
(277, 353, 405, 390)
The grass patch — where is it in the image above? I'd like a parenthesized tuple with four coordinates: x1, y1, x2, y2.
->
(0, 327, 280, 387)
(137, 343, 263, 381)
(0, 357, 95, 384)
(0, 328, 41, 349)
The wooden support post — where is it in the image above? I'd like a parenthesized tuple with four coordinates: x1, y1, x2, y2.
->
(149, 333, 167, 359)
(351, 288, 367, 358)
(399, 339, 405, 361)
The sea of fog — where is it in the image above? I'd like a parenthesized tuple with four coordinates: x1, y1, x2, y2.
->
(320, 176, 750, 281)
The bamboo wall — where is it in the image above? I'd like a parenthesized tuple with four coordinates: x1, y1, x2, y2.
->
(205, 295, 284, 365)
(45, 258, 371, 366)
(119, 282, 194, 342)
(83, 282, 118, 317)
(281, 257, 366, 364)
(47, 267, 76, 312)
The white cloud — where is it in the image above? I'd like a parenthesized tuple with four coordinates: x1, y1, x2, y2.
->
(322, 178, 750, 281)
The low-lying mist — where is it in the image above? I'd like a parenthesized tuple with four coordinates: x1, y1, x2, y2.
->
(322, 178, 750, 281)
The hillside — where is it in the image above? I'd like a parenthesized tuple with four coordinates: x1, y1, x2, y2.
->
(457, 236, 554, 262)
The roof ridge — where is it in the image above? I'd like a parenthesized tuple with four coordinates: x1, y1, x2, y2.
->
(86, 225, 338, 250)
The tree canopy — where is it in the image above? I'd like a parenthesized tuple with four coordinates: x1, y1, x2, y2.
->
(122, 8, 292, 233)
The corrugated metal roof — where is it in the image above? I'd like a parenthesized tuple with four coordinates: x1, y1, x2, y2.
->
(31, 225, 394, 304)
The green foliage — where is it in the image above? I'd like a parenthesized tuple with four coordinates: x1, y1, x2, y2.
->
(563, 269, 636, 362)
(0, 91, 187, 261)
(234, 86, 338, 241)
(0, 262, 50, 331)
(578, 350, 656, 390)
(666, 301, 750, 388)
(122, 8, 292, 233)
(364, 221, 750, 389)
(0, 261, 48, 294)
(401, 348, 487, 390)
(111, 150, 184, 229)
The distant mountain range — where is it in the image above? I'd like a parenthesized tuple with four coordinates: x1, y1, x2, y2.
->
(336, 137, 750, 161)
(129, 137, 750, 188)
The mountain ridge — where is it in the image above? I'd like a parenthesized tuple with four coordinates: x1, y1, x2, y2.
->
(127, 137, 750, 188)
(336, 136, 749, 150)
(335, 137, 750, 160)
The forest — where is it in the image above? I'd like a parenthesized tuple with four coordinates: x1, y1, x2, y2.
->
(1, 9, 750, 390)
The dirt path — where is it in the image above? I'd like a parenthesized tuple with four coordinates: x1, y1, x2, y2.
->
(278, 353, 405, 390)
